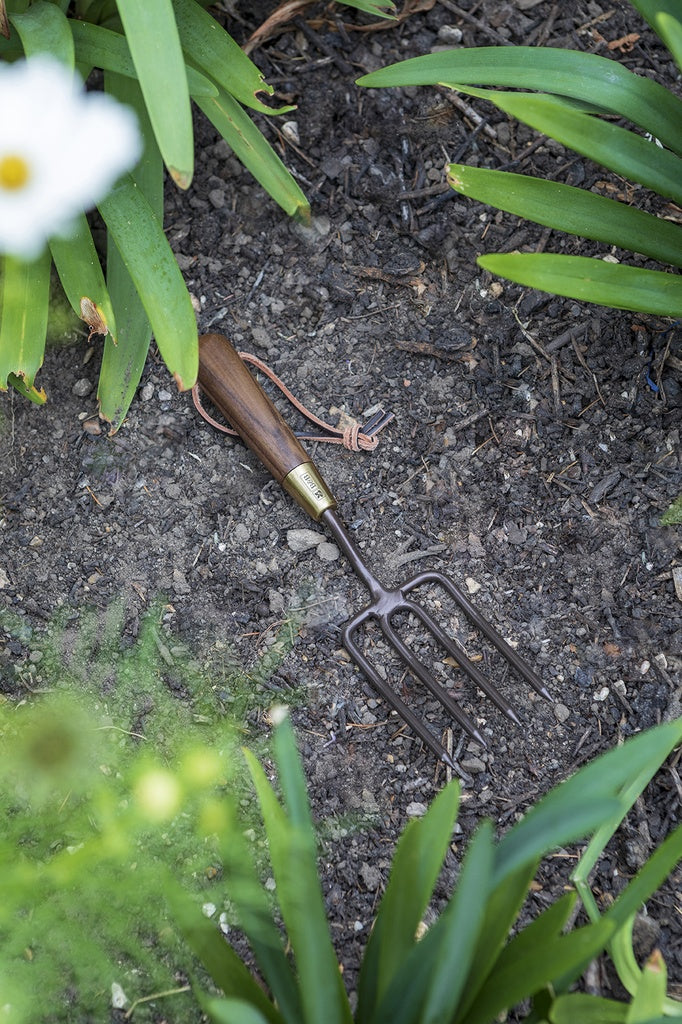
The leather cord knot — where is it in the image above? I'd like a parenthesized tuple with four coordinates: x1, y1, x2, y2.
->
(192, 349, 393, 452)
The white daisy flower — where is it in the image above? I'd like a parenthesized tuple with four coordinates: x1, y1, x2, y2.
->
(0, 55, 142, 259)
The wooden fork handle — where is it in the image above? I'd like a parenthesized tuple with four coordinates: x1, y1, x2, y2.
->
(197, 333, 337, 521)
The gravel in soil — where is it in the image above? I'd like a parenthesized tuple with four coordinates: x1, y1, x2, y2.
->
(1, 0, 681, 1011)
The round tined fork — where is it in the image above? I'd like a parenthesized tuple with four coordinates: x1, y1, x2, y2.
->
(196, 333, 552, 769)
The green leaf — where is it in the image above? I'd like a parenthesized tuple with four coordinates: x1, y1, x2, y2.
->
(550, 993, 629, 1023)
(70, 20, 217, 97)
(661, 495, 682, 525)
(495, 721, 682, 889)
(627, 951, 668, 1023)
(114, 0, 193, 187)
(336, 0, 396, 16)
(356, 47, 682, 156)
(447, 165, 682, 268)
(49, 215, 117, 342)
(204, 999, 275, 1024)
(98, 229, 151, 430)
(98, 175, 198, 391)
(273, 715, 315, 831)
(478, 253, 682, 318)
(195, 86, 310, 223)
(630, 0, 682, 74)
(245, 736, 353, 1024)
(0, 252, 50, 400)
(219, 828, 304, 1024)
(171, 0, 292, 114)
(455, 87, 682, 206)
(9, 0, 73, 64)
(169, 889, 284, 1024)
(452, 860, 538, 1024)
(369, 821, 494, 1024)
(466, 918, 620, 1024)
(357, 781, 460, 1023)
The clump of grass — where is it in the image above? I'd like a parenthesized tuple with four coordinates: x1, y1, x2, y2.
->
(0, 600, 301, 1023)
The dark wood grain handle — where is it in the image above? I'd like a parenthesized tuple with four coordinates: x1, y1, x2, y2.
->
(197, 333, 337, 521)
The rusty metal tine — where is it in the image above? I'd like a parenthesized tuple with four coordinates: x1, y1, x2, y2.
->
(344, 621, 458, 769)
(403, 571, 552, 702)
(403, 597, 522, 725)
(378, 614, 488, 747)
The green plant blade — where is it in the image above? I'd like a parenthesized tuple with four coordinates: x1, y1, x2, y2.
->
(171, 0, 292, 115)
(356, 781, 460, 1023)
(49, 215, 117, 342)
(204, 998, 274, 1024)
(114, 0, 193, 187)
(447, 165, 682, 268)
(0, 252, 50, 401)
(495, 721, 682, 889)
(369, 820, 494, 1024)
(479, 253, 682, 317)
(196, 86, 310, 223)
(244, 732, 353, 1024)
(219, 827, 304, 1024)
(457, 87, 682, 206)
(98, 176, 198, 391)
(356, 48, 682, 156)
(169, 889, 285, 1024)
(337, 0, 396, 15)
(627, 951, 668, 1023)
(70, 20, 217, 97)
(97, 70, 165, 430)
(630, 0, 682, 73)
(550, 993, 629, 1023)
(9, 0, 73, 64)
(452, 859, 539, 1024)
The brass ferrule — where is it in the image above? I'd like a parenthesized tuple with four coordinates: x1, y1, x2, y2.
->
(282, 462, 337, 521)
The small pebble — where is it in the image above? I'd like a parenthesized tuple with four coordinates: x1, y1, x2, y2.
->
(287, 528, 324, 552)
(72, 378, 93, 397)
(317, 541, 340, 562)
(437, 24, 463, 44)
(359, 862, 382, 891)
(593, 686, 610, 702)
(140, 382, 154, 401)
(640, 660, 650, 675)
(406, 801, 427, 818)
(554, 702, 570, 723)
(111, 983, 128, 1010)
(158, 388, 172, 402)
(465, 577, 481, 595)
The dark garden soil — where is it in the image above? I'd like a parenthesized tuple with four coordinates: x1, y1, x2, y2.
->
(1, 0, 681, 1016)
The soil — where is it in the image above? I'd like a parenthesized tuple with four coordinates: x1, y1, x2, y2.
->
(1, 0, 681, 1016)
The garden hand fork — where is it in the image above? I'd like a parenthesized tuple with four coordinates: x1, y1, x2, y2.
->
(196, 333, 551, 768)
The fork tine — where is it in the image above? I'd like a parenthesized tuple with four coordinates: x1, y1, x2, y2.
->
(343, 623, 459, 769)
(404, 597, 523, 726)
(378, 613, 488, 747)
(403, 571, 553, 702)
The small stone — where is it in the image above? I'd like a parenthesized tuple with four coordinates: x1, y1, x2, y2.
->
(359, 862, 382, 891)
(265, 876, 276, 891)
(465, 577, 481, 595)
(208, 188, 225, 209)
(158, 388, 172, 402)
(406, 801, 428, 818)
(72, 377, 93, 397)
(593, 686, 610, 702)
(202, 902, 217, 918)
(461, 756, 486, 773)
(281, 120, 299, 145)
(640, 660, 650, 675)
(0, 567, 9, 589)
(172, 567, 191, 594)
(437, 24, 463, 44)
(317, 541, 340, 562)
(554, 702, 570, 723)
(140, 382, 154, 401)
(287, 528, 323, 552)
(111, 983, 128, 1010)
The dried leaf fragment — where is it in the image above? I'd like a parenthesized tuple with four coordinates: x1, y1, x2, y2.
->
(80, 297, 109, 341)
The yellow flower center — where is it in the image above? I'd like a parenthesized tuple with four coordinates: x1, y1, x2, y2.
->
(0, 154, 31, 191)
